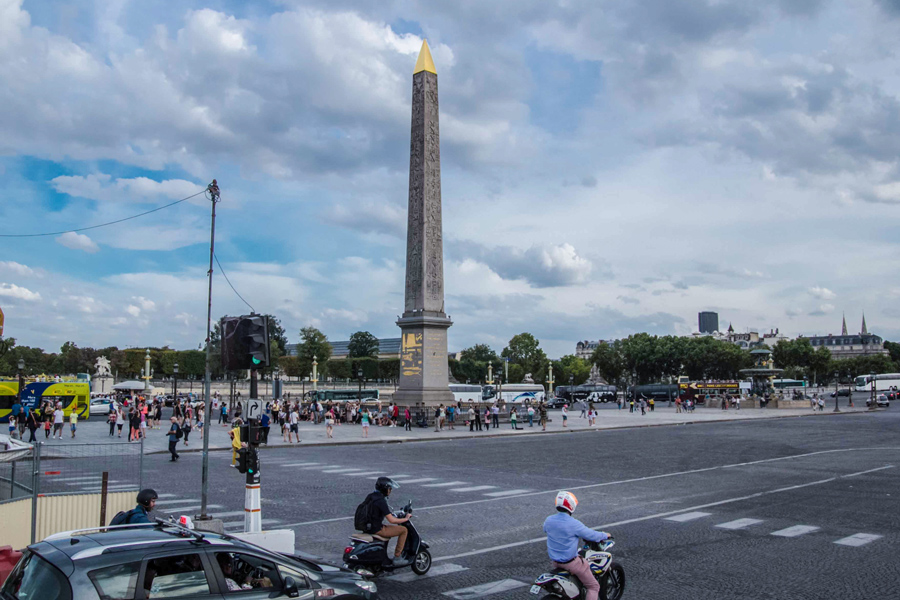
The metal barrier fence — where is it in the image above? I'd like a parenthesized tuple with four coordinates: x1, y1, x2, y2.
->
(0, 440, 144, 548)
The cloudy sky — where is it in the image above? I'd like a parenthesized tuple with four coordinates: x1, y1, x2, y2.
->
(2, 0, 900, 359)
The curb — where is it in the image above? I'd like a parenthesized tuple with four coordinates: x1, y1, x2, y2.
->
(144, 408, 874, 455)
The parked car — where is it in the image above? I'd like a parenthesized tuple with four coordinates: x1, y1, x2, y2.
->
(866, 394, 890, 408)
(546, 397, 567, 409)
(830, 389, 851, 397)
(88, 397, 114, 417)
(0, 520, 378, 600)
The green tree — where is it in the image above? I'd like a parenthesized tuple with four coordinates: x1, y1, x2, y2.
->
(591, 341, 626, 388)
(297, 326, 331, 376)
(501, 333, 547, 377)
(347, 331, 379, 358)
(807, 346, 832, 386)
(459, 344, 498, 363)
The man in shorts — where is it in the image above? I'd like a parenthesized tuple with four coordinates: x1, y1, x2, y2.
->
(289, 406, 300, 443)
(53, 406, 65, 439)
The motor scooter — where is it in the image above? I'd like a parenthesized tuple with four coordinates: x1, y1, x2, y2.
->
(531, 538, 625, 600)
(343, 500, 432, 578)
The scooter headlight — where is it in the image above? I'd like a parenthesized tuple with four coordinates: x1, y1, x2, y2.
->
(355, 580, 377, 593)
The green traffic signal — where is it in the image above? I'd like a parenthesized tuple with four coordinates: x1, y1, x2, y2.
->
(252, 357, 261, 365)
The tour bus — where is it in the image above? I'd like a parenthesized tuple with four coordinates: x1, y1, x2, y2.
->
(678, 381, 747, 403)
(773, 379, 807, 390)
(631, 384, 680, 401)
(484, 383, 545, 404)
(449, 384, 486, 403)
(854, 373, 900, 393)
(555, 384, 617, 403)
(0, 380, 91, 422)
(310, 389, 380, 404)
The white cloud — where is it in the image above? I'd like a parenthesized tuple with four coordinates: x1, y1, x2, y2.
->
(56, 232, 100, 253)
(0, 261, 37, 276)
(50, 175, 205, 204)
(0, 283, 41, 301)
(126, 305, 142, 317)
(809, 286, 836, 300)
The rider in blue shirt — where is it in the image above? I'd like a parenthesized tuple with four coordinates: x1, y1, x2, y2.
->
(543, 491, 610, 600)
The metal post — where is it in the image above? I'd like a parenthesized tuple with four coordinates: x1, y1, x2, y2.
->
(200, 180, 219, 520)
(833, 373, 840, 413)
(30, 442, 41, 544)
(139, 436, 145, 492)
(9, 461, 16, 500)
(100, 472, 109, 526)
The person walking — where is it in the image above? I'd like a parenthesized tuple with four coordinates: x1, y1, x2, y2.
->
(561, 404, 569, 427)
(289, 405, 301, 443)
(69, 410, 78, 438)
(580, 401, 587, 419)
(106, 406, 117, 436)
(539, 401, 548, 431)
(116, 406, 125, 437)
(26, 409, 38, 443)
(167, 417, 180, 462)
(447, 404, 455, 430)
(325, 407, 335, 439)
(474, 404, 483, 431)
(181, 411, 192, 446)
(361, 409, 371, 438)
(404, 407, 411, 431)
(640, 398, 647, 416)
(483, 405, 491, 431)
(491, 404, 500, 428)
(468, 405, 476, 432)
(528, 404, 535, 427)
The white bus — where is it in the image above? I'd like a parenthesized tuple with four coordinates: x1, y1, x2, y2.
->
(854, 373, 900, 393)
(449, 384, 484, 404)
(485, 383, 546, 404)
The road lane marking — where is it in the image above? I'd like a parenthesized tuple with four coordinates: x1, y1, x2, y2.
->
(390, 478, 439, 484)
(159, 498, 202, 505)
(156, 493, 179, 498)
(431, 464, 894, 562)
(442, 579, 529, 599)
(483, 489, 532, 497)
(345, 471, 386, 477)
(161, 504, 223, 513)
(665, 511, 711, 522)
(450, 486, 497, 493)
(298, 464, 337, 470)
(716, 518, 764, 530)
(422, 481, 468, 488)
(279, 462, 322, 468)
(319, 468, 369, 474)
(384, 562, 468, 583)
(771, 525, 820, 537)
(223, 518, 281, 529)
(367, 474, 412, 479)
(834, 533, 882, 547)
(206, 510, 247, 518)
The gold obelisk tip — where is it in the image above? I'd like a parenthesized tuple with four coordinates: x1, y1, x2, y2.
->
(413, 39, 437, 74)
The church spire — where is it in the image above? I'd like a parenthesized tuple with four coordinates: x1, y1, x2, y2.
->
(841, 313, 848, 336)
(861, 313, 868, 335)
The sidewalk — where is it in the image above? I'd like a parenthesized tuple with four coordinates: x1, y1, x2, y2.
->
(23, 403, 873, 455)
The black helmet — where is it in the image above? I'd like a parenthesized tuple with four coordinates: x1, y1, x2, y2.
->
(137, 488, 158, 508)
(375, 477, 399, 495)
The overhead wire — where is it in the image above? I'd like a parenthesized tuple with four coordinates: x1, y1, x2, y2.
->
(214, 253, 256, 313)
(0, 189, 208, 237)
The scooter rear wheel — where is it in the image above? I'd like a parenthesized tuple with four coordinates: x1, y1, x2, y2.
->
(411, 549, 432, 575)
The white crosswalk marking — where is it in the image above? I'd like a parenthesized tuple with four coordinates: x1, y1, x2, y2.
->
(160, 498, 201, 505)
(207, 510, 249, 518)
(346, 471, 386, 477)
(161, 504, 223, 513)
(298, 464, 338, 470)
(279, 462, 322, 468)
(483, 489, 532, 498)
(771, 525, 819, 537)
(53, 476, 103, 482)
(716, 518, 764, 530)
(320, 468, 369, 474)
(156, 493, 179, 499)
(422, 481, 468, 488)
(391, 478, 438, 484)
(442, 578, 529, 599)
(834, 533, 882, 547)
(367, 474, 412, 480)
(66, 480, 121, 485)
(385, 563, 467, 583)
(222, 518, 280, 530)
(450, 485, 497, 493)
(665, 512, 712, 522)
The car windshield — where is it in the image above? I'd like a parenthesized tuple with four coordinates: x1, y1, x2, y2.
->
(0, 551, 72, 600)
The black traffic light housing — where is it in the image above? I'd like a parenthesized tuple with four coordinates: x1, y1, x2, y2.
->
(237, 448, 249, 474)
(222, 314, 270, 371)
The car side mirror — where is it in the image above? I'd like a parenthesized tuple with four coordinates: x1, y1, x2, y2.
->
(283, 576, 300, 598)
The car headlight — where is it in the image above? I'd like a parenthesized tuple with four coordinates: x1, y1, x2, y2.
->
(355, 580, 377, 593)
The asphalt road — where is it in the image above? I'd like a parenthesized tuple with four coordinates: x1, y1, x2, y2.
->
(130, 409, 899, 600)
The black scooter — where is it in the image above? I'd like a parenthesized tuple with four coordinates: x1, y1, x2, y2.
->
(343, 500, 432, 578)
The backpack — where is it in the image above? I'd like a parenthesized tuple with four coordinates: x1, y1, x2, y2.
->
(354, 493, 379, 533)
(109, 508, 139, 526)
(175, 426, 184, 439)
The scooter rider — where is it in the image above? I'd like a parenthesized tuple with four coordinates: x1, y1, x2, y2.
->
(366, 477, 412, 566)
(543, 491, 610, 600)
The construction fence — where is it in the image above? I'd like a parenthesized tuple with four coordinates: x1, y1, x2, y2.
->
(0, 440, 144, 549)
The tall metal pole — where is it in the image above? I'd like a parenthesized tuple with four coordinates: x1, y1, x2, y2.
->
(200, 180, 220, 520)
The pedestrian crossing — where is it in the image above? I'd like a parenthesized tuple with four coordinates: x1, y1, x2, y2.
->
(663, 510, 882, 547)
(268, 457, 536, 499)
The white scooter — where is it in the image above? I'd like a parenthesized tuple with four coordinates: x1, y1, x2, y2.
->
(531, 539, 625, 600)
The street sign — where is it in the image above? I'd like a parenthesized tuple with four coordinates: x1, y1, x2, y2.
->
(246, 399, 264, 421)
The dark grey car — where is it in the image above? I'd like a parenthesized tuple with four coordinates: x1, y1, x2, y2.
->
(0, 522, 377, 600)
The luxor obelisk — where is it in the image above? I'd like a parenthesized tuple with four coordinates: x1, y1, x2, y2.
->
(394, 40, 454, 407)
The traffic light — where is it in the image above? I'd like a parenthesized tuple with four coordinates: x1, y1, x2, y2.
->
(221, 315, 270, 370)
(246, 448, 259, 475)
(237, 448, 249, 474)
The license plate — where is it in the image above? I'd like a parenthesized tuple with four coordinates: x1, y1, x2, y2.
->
(530, 585, 541, 594)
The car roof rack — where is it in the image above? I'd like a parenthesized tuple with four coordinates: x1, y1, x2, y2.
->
(43, 517, 207, 543)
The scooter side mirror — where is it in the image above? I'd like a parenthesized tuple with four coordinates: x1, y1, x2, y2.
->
(283, 576, 300, 598)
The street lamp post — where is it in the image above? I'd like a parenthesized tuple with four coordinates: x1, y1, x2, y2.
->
(357, 367, 364, 404)
(833, 372, 840, 413)
(173, 363, 179, 403)
(312, 356, 318, 392)
(17, 358, 25, 406)
(869, 373, 876, 410)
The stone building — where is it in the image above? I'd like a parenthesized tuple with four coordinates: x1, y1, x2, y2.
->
(799, 314, 888, 359)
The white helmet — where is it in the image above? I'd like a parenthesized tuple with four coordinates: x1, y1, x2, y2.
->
(555, 491, 578, 515)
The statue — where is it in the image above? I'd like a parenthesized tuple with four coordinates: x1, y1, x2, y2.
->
(522, 373, 534, 384)
(95, 356, 112, 378)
